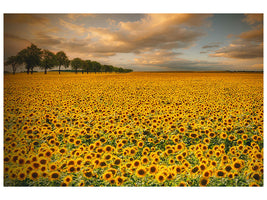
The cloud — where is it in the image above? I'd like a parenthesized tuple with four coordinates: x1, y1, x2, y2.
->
(4, 33, 31, 59)
(58, 14, 212, 55)
(33, 32, 63, 46)
(210, 14, 263, 60)
(134, 50, 181, 65)
(242, 14, 263, 25)
(59, 18, 88, 35)
(202, 44, 220, 49)
(4, 14, 49, 25)
(210, 42, 263, 59)
(239, 27, 263, 42)
(133, 49, 228, 71)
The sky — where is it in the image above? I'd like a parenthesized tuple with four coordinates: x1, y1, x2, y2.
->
(4, 13, 263, 71)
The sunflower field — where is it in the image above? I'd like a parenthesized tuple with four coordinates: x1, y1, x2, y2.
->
(3, 72, 263, 186)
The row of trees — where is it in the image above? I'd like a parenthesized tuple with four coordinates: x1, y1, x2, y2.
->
(4, 44, 133, 74)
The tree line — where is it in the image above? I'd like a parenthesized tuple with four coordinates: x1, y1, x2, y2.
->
(4, 44, 133, 74)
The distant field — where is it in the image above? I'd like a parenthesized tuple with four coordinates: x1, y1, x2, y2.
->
(4, 72, 263, 186)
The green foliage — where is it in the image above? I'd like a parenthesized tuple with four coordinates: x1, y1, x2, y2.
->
(40, 50, 57, 74)
(71, 58, 83, 73)
(17, 44, 42, 74)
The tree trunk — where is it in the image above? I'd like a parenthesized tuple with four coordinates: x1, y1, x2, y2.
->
(27, 68, 30, 74)
(82, 70, 84, 74)
(30, 67, 33, 74)
(59, 66, 61, 74)
(75, 68, 77, 74)
(45, 68, 47, 74)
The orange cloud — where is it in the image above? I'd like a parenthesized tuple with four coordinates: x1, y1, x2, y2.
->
(84, 14, 212, 54)
(4, 14, 49, 25)
(239, 27, 263, 42)
(210, 14, 263, 60)
(242, 14, 263, 25)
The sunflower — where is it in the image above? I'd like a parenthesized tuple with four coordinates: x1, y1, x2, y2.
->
(224, 165, 232, 173)
(141, 156, 149, 165)
(32, 162, 41, 170)
(178, 181, 187, 187)
(137, 141, 144, 148)
(114, 158, 122, 166)
(203, 138, 210, 145)
(220, 132, 228, 139)
(17, 157, 26, 165)
(133, 160, 141, 168)
(211, 160, 217, 167)
(203, 170, 211, 178)
(89, 144, 95, 151)
(166, 173, 175, 180)
(44, 150, 53, 158)
(49, 172, 60, 181)
(49, 163, 57, 171)
(169, 158, 175, 165)
(191, 166, 199, 174)
(252, 135, 258, 142)
(199, 177, 209, 186)
(67, 159, 75, 166)
(148, 164, 158, 175)
(17, 171, 27, 181)
(83, 170, 93, 179)
(58, 147, 67, 154)
(249, 182, 260, 187)
(176, 143, 184, 151)
(39, 158, 48, 165)
(216, 170, 226, 178)
(79, 180, 85, 186)
(156, 173, 166, 183)
(64, 175, 73, 183)
(75, 158, 83, 166)
(232, 161, 242, 170)
(252, 173, 261, 181)
(228, 134, 235, 141)
(179, 127, 185, 133)
(104, 145, 113, 153)
(115, 176, 124, 186)
(199, 164, 206, 171)
(104, 154, 113, 161)
(136, 167, 147, 178)
(29, 171, 39, 180)
(242, 134, 248, 140)
(208, 132, 216, 138)
(61, 182, 68, 187)
(67, 166, 76, 173)
(103, 171, 113, 181)
(176, 154, 183, 161)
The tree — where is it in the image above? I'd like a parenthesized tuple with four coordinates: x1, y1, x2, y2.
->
(17, 44, 42, 74)
(104, 65, 114, 73)
(40, 50, 57, 74)
(91, 61, 101, 73)
(71, 58, 83, 74)
(56, 51, 69, 74)
(4, 55, 22, 75)
(83, 60, 93, 74)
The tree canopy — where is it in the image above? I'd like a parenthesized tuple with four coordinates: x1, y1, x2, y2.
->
(17, 44, 42, 74)
(4, 55, 22, 74)
(56, 51, 70, 74)
(40, 50, 57, 74)
(5, 44, 133, 74)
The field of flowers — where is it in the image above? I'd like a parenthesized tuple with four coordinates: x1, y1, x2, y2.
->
(4, 72, 263, 186)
